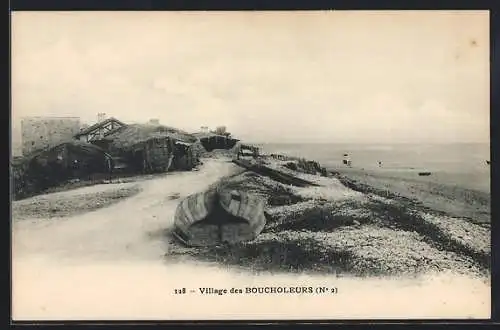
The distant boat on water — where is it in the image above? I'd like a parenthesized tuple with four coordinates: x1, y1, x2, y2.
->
(418, 172, 432, 176)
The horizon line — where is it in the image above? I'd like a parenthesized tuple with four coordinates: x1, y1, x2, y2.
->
(244, 141, 490, 145)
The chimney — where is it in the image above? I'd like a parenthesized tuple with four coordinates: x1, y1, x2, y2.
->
(97, 113, 106, 122)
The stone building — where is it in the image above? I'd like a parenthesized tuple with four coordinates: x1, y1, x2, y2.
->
(21, 116, 81, 156)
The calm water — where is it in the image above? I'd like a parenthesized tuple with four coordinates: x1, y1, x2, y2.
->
(255, 143, 491, 175)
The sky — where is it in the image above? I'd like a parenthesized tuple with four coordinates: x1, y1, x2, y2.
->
(11, 10, 490, 144)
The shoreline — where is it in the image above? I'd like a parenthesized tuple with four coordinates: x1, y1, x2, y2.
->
(331, 165, 490, 193)
(330, 166, 490, 227)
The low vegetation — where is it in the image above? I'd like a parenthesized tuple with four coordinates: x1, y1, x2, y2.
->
(167, 158, 491, 278)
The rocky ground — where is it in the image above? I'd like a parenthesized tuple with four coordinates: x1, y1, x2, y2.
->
(166, 164, 491, 279)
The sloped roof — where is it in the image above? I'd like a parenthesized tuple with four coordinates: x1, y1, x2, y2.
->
(22, 140, 110, 163)
(193, 132, 240, 141)
(192, 132, 217, 139)
(105, 124, 197, 150)
(63, 140, 110, 156)
(192, 132, 218, 139)
(75, 117, 126, 137)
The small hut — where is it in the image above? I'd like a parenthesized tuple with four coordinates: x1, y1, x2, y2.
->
(30, 141, 112, 176)
(104, 124, 179, 173)
(13, 140, 113, 196)
(195, 132, 239, 152)
(172, 186, 267, 247)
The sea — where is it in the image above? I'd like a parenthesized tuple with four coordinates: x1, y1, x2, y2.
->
(254, 142, 491, 192)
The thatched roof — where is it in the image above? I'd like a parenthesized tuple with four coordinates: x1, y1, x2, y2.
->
(105, 124, 197, 150)
(193, 132, 239, 141)
(192, 132, 217, 139)
(17, 140, 109, 163)
(61, 140, 111, 157)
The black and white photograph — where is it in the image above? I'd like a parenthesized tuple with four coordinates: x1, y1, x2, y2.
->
(11, 10, 490, 320)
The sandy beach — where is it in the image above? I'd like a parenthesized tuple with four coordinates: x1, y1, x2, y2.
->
(332, 166, 490, 226)
(11, 157, 491, 320)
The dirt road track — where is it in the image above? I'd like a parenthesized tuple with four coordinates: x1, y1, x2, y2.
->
(12, 159, 242, 262)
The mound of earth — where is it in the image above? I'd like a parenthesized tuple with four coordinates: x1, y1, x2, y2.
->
(167, 165, 491, 278)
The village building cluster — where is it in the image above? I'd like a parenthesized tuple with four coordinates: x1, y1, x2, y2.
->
(12, 114, 241, 200)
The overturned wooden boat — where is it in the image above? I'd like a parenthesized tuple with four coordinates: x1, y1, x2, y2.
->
(172, 187, 267, 247)
(233, 158, 320, 187)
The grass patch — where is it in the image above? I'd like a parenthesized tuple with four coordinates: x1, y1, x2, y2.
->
(264, 199, 372, 232)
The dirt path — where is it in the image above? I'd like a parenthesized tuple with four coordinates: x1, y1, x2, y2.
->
(12, 159, 242, 263)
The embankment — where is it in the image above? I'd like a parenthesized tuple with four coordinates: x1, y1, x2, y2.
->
(167, 156, 491, 279)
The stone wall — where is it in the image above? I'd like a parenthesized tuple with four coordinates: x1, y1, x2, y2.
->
(21, 117, 81, 155)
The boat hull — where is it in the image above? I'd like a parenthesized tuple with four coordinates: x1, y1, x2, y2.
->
(173, 187, 266, 247)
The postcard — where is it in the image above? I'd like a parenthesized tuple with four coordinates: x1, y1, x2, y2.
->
(11, 10, 491, 320)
